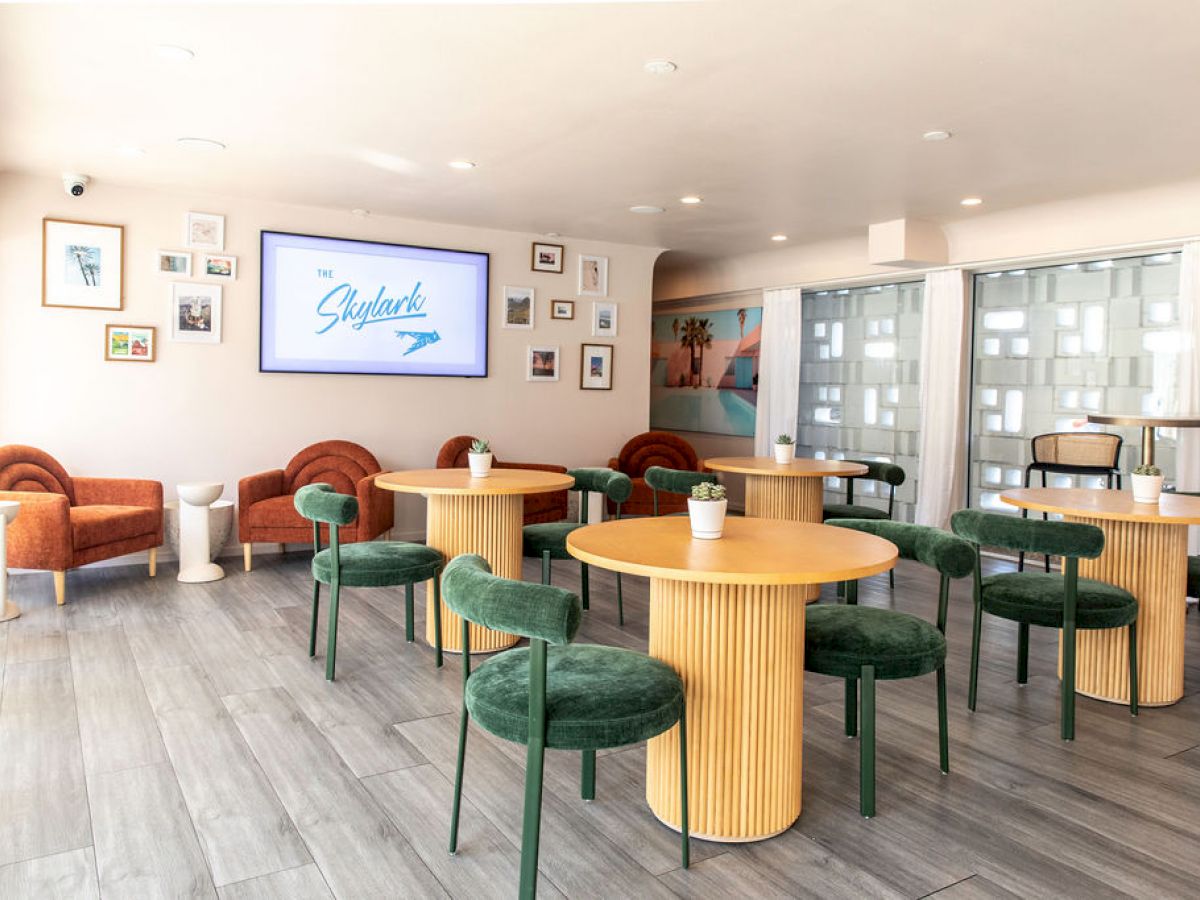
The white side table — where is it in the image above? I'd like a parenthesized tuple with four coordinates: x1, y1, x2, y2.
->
(0, 500, 21, 622)
(177, 483, 225, 583)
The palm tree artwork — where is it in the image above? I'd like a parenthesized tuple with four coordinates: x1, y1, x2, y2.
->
(68, 245, 100, 286)
(679, 316, 714, 388)
(737, 308, 747, 338)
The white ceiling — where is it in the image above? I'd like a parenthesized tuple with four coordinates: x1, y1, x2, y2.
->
(3, 0, 1200, 256)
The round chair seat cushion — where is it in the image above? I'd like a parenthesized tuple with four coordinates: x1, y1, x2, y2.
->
(466, 644, 683, 750)
(312, 541, 442, 587)
(1188, 555, 1200, 599)
(522, 522, 580, 560)
(805, 605, 946, 681)
(980, 572, 1138, 629)
(823, 503, 889, 521)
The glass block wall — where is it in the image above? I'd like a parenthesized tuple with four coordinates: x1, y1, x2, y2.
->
(969, 252, 1183, 513)
(798, 281, 924, 521)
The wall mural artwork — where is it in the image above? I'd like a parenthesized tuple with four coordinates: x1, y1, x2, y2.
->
(649, 306, 761, 436)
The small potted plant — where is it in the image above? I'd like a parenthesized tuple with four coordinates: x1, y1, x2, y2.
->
(774, 434, 796, 464)
(688, 481, 728, 540)
(468, 438, 493, 478)
(1131, 463, 1163, 503)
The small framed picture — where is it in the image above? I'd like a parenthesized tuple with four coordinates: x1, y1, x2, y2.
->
(105, 324, 156, 362)
(580, 343, 613, 390)
(157, 250, 191, 277)
(591, 301, 618, 337)
(184, 211, 225, 251)
(169, 282, 222, 343)
(42, 218, 124, 310)
(527, 345, 560, 382)
(578, 254, 608, 297)
(203, 253, 237, 280)
(551, 299, 575, 320)
(531, 241, 565, 273)
(503, 286, 535, 329)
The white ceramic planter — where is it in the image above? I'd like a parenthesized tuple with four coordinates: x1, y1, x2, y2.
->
(688, 498, 727, 540)
(1131, 473, 1163, 504)
(468, 452, 493, 478)
(774, 444, 796, 464)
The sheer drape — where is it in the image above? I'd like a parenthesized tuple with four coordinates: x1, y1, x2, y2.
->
(1175, 242, 1200, 553)
(753, 287, 803, 456)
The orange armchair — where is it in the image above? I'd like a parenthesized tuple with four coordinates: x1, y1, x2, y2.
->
(238, 440, 394, 571)
(0, 445, 163, 605)
(607, 431, 702, 516)
(436, 436, 568, 525)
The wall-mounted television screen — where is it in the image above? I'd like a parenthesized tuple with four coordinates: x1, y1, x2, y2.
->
(260, 230, 489, 377)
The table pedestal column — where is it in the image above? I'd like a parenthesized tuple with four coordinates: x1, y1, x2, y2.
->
(426, 493, 522, 654)
(1059, 516, 1187, 706)
(744, 475, 823, 601)
(646, 577, 805, 842)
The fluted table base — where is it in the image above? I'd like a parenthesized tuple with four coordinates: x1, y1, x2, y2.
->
(425, 493, 522, 654)
(1059, 516, 1187, 706)
(646, 577, 805, 842)
(744, 474, 824, 601)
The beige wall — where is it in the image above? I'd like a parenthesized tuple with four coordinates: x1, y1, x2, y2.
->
(0, 171, 660, 551)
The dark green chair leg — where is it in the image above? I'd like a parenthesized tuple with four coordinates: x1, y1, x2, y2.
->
(449, 704, 469, 854)
(888, 568, 895, 589)
(616, 574, 624, 626)
(837, 580, 845, 599)
(860, 664, 875, 818)
(968, 596, 983, 711)
(844, 678, 858, 737)
(1128, 620, 1139, 717)
(308, 581, 321, 657)
(678, 699, 690, 869)
(846, 580, 858, 606)
(433, 573, 444, 669)
(518, 740, 546, 898)
(937, 666, 949, 773)
(581, 750, 596, 801)
(325, 582, 341, 681)
(580, 562, 589, 610)
(404, 582, 415, 643)
(1017, 622, 1029, 684)
(1062, 623, 1076, 742)
(541, 550, 551, 586)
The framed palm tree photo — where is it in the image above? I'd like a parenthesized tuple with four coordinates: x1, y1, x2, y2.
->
(43, 218, 124, 310)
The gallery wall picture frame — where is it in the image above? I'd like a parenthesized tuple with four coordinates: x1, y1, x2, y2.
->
(105, 324, 157, 362)
(503, 285, 535, 329)
(591, 300, 618, 337)
(578, 254, 608, 297)
(184, 211, 225, 251)
(527, 345, 560, 382)
(169, 281, 223, 344)
(531, 241, 564, 273)
(551, 299, 574, 320)
(42, 218, 124, 310)
(203, 253, 237, 280)
(580, 342, 613, 390)
(157, 250, 192, 277)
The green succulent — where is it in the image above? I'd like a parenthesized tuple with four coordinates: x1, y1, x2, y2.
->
(775, 434, 794, 445)
(1133, 464, 1161, 477)
(691, 482, 727, 502)
(470, 438, 490, 454)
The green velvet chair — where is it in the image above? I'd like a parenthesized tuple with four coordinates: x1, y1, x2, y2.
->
(522, 468, 632, 624)
(442, 554, 688, 898)
(817, 519, 974, 817)
(644, 466, 717, 517)
(294, 483, 444, 681)
(950, 509, 1139, 741)
(822, 460, 906, 588)
(1189, 556, 1200, 601)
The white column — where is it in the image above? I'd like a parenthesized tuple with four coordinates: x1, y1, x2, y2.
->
(177, 483, 226, 583)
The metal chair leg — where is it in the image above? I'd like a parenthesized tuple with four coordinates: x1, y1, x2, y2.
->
(860, 664, 875, 818)
(968, 599, 983, 711)
(541, 550, 551, 585)
(844, 678, 858, 737)
(580, 562, 589, 610)
(518, 739, 546, 899)
(617, 573, 624, 626)
(678, 699, 690, 869)
(325, 582, 341, 681)
(937, 666, 949, 773)
(308, 581, 320, 657)
(449, 706, 469, 854)
(404, 582, 415, 643)
(1017, 622, 1029, 684)
(581, 750, 595, 800)
(433, 573, 444, 669)
(1128, 620, 1139, 717)
(1062, 619, 1076, 741)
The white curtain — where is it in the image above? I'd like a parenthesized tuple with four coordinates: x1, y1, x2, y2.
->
(753, 287, 803, 455)
(1176, 242, 1200, 553)
(914, 269, 970, 529)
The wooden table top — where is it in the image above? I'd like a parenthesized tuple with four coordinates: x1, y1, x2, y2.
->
(1000, 487, 1200, 524)
(567, 515, 896, 585)
(375, 468, 575, 496)
(1086, 414, 1200, 429)
(704, 456, 869, 478)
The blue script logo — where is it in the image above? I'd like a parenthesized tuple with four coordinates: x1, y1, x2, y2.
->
(315, 282, 428, 334)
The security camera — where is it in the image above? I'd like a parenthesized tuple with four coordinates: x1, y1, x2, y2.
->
(63, 173, 89, 197)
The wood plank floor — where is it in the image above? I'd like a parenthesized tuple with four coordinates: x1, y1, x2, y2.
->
(2, 549, 1199, 898)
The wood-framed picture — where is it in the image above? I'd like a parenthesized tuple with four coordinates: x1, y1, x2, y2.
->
(527, 345, 560, 381)
(578, 254, 608, 297)
(531, 241, 564, 273)
(169, 281, 222, 343)
(503, 285, 535, 329)
(203, 253, 237, 280)
(591, 300, 618, 337)
(580, 342, 613, 390)
(105, 324, 156, 362)
(184, 211, 225, 251)
(157, 250, 192, 277)
(551, 299, 574, 320)
(42, 218, 124, 310)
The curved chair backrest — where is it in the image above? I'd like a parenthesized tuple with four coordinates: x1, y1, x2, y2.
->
(848, 460, 906, 487)
(950, 509, 1104, 559)
(568, 468, 632, 504)
(0, 444, 76, 504)
(284, 440, 382, 496)
(616, 431, 699, 478)
(294, 483, 359, 527)
(1030, 432, 1121, 470)
(644, 466, 717, 516)
(826, 519, 972, 579)
(442, 554, 581, 647)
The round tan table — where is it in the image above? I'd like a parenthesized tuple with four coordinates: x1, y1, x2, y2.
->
(567, 515, 896, 842)
(376, 468, 575, 654)
(1085, 414, 1200, 468)
(705, 456, 869, 601)
(1000, 487, 1200, 706)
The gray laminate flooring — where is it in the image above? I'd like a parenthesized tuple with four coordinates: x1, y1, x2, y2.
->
(2, 549, 1199, 899)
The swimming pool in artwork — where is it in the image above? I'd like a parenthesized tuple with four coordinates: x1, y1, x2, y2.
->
(650, 386, 757, 437)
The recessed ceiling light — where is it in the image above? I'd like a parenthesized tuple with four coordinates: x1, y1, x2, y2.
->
(155, 44, 195, 62)
(922, 130, 952, 142)
(770, 234, 788, 242)
(448, 160, 476, 170)
(679, 195, 703, 205)
(544, 232, 560, 238)
(351, 208, 370, 217)
(629, 205, 665, 214)
(176, 137, 225, 151)
(116, 146, 146, 159)
(643, 59, 677, 75)
(960, 196, 983, 206)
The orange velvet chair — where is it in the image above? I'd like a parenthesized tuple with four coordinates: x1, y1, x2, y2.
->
(0, 445, 163, 605)
(607, 431, 702, 516)
(436, 436, 568, 526)
(238, 440, 394, 571)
